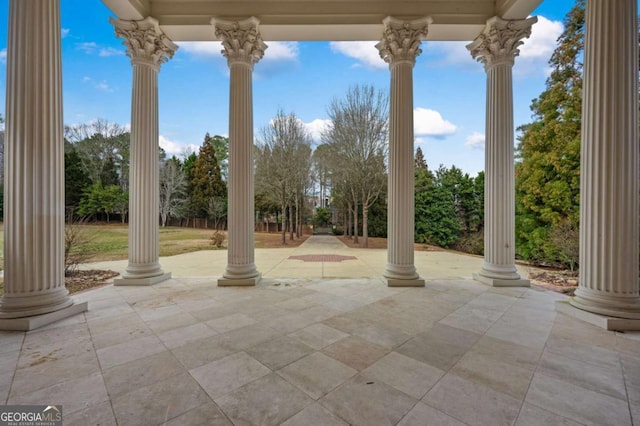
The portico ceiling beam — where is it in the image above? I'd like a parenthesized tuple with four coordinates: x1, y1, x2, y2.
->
(160, 22, 487, 42)
(497, 0, 543, 19)
(150, 1, 494, 17)
(101, 0, 148, 20)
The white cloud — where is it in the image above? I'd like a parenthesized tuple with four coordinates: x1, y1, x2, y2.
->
(0, 48, 6, 64)
(76, 42, 125, 58)
(99, 47, 124, 57)
(465, 132, 485, 150)
(61, 28, 70, 38)
(159, 135, 199, 157)
(426, 41, 476, 68)
(82, 76, 114, 92)
(516, 16, 563, 76)
(76, 42, 98, 54)
(177, 40, 298, 62)
(177, 41, 223, 58)
(264, 42, 298, 61)
(301, 118, 331, 141)
(414, 107, 457, 137)
(519, 16, 563, 60)
(329, 41, 386, 70)
(95, 81, 113, 92)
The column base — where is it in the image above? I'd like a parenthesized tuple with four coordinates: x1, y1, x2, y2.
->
(385, 277, 425, 287)
(218, 274, 261, 287)
(556, 301, 640, 331)
(473, 273, 530, 287)
(114, 272, 172, 286)
(0, 301, 88, 331)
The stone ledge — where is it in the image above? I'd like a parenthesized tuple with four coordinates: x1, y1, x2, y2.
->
(556, 301, 640, 331)
(473, 273, 530, 288)
(114, 272, 172, 286)
(0, 301, 88, 331)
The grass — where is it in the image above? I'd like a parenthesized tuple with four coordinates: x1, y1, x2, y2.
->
(0, 223, 308, 296)
(0, 223, 309, 266)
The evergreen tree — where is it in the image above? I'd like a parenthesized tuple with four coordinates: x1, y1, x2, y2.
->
(415, 146, 427, 169)
(100, 155, 120, 187)
(191, 133, 227, 219)
(65, 147, 93, 211)
(515, 0, 584, 266)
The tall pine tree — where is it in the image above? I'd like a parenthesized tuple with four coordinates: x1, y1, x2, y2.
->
(191, 133, 227, 220)
(515, 0, 584, 267)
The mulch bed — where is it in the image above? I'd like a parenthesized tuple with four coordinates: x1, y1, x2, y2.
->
(65, 269, 120, 294)
(529, 270, 578, 295)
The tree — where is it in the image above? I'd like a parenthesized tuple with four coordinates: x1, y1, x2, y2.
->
(65, 119, 130, 190)
(515, 0, 584, 267)
(65, 146, 93, 213)
(415, 165, 460, 248)
(209, 135, 229, 180)
(322, 84, 389, 247)
(415, 146, 427, 169)
(181, 150, 199, 224)
(256, 110, 312, 244)
(191, 134, 227, 225)
(78, 182, 125, 223)
(159, 156, 187, 227)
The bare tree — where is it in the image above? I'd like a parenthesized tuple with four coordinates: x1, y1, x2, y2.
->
(322, 85, 389, 247)
(255, 110, 312, 245)
(159, 157, 186, 227)
(65, 118, 130, 189)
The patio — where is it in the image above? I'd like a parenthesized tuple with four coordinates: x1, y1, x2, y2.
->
(1, 236, 638, 425)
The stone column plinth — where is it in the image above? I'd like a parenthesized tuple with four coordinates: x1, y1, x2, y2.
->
(213, 17, 265, 286)
(565, 0, 640, 330)
(377, 16, 431, 287)
(467, 16, 536, 287)
(112, 17, 177, 286)
(0, 0, 88, 331)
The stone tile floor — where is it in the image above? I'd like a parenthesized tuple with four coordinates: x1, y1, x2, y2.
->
(1, 276, 639, 426)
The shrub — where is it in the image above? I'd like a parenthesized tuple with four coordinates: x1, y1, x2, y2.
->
(65, 220, 94, 275)
(210, 230, 225, 248)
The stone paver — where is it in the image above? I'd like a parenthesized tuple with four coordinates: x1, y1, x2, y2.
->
(278, 352, 357, 400)
(2, 236, 639, 424)
(215, 373, 312, 426)
(320, 375, 417, 426)
(190, 352, 271, 400)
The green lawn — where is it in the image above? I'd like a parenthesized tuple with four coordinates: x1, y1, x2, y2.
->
(78, 224, 220, 262)
(0, 223, 219, 269)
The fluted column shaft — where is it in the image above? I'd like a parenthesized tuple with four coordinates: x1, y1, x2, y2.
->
(0, 0, 88, 330)
(213, 17, 266, 285)
(570, 0, 640, 319)
(468, 16, 536, 287)
(377, 16, 430, 287)
(112, 17, 177, 285)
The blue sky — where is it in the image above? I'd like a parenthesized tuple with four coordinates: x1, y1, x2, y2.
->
(0, 0, 577, 175)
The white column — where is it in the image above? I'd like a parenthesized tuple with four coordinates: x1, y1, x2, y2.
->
(377, 16, 431, 287)
(0, 0, 87, 331)
(213, 17, 266, 286)
(467, 16, 536, 287)
(112, 17, 177, 286)
(567, 0, 640, 328)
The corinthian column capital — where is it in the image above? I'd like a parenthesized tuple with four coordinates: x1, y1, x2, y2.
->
(467, 16, 537, 69)
(376, 16, 432, 67)
(111, 16, 178, 71)
(212, 16, 267, 67)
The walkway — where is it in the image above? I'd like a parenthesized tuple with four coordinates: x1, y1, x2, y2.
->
(1, 238, 638, 425)
(86, 235, 533, 280)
